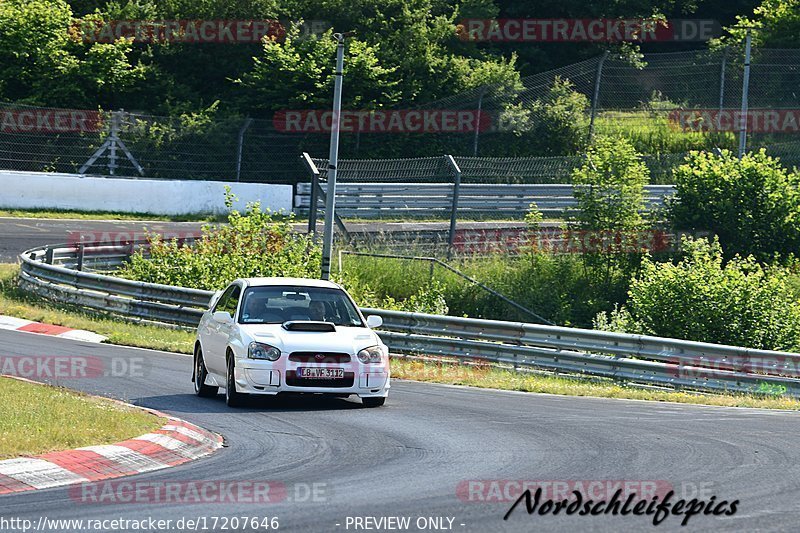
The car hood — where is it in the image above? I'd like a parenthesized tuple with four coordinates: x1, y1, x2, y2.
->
(238, 323, 383, 354)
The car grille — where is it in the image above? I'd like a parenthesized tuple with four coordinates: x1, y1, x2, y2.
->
(286, 371, 355, 388)
(288, 352, 352, 363)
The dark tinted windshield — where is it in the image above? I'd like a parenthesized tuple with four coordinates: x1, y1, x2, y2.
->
(238, 286, 364, 327)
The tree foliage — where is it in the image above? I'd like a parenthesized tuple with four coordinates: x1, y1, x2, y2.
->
(721, 0, 800, 47)
(235, 28, 399, 113)
(668, 149, 800, 261)
(0, 0, 145, 107)
(596, 237, 800, 351)
(572, 135, 649, 235)
(118, 190, 320, 290)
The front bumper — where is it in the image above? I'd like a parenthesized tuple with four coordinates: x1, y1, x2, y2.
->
(234, 358, 390, 398)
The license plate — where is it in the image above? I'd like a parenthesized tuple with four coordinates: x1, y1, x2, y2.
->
(297, 367, 344, 379)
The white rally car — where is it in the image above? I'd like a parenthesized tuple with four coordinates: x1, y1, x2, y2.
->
(192, 277, 390, 407)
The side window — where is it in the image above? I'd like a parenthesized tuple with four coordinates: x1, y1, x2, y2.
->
(220, 285, 242, 317)
(213, 285, 237, 314)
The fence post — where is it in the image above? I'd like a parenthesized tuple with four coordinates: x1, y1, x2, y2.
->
(445, 154, 462, 259)
(738, 30, 752, 159)
(719, 47, 728, 116)
(473, 87, 487, 157)
(108, 110, 119, 175)
(235, 117, 253, 182)
(587, 51, 609, 142)
(301, 152, 321, 235)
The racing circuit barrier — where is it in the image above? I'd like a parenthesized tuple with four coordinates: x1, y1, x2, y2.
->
(17, 243, 800, 397)
(294, 182, 675, 219)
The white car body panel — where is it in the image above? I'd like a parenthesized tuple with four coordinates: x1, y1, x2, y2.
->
(194, 278, 390, 399)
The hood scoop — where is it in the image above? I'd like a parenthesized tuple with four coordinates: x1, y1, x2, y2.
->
(282, 321, 336, 332)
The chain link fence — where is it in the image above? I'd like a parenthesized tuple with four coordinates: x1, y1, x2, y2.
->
(0, 48, 799, 184)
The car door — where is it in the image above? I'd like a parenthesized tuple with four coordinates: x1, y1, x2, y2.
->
(205, 283, 241, 376)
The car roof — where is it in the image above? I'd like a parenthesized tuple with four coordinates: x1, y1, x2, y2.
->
(240, 277, 342, 289)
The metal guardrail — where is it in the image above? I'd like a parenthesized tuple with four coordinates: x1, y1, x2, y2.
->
(17, 243, 800, 397)
(19, 243, 213, 326)
(294, 182, 675, 218)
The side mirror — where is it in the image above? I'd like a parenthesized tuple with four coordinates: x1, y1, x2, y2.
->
(366, 315, 383, 328)
(213, 311, 232, 323)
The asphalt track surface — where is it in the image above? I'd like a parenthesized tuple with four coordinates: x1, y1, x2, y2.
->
(0, 218, 208, 262)
(0, 217, 537, 262)
(1, 329, 799, 532)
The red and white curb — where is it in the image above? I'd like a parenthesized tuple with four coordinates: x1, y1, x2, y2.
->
(0, 409, 223, 495)
(0, 315, 107, 343)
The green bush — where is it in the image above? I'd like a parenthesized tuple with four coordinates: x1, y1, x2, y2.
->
(337, 276, 449, 315)
(595, 237, 800, 351)
(572, 135, 649, 235)
(668, 149, 800, 261)
(118, 190, 321, 291)
(118, 190, 446, 314)
(569, 135, 651, 290)
(529, 77, 590, 156)
(339, 252, 630, 327)
(478, 77, 589, 157)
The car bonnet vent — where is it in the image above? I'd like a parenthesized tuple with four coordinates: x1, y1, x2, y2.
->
(281, 321, 336, 332)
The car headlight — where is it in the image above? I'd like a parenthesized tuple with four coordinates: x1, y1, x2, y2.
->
(357, 345, 385, 364)
(248, 342, 281, 361)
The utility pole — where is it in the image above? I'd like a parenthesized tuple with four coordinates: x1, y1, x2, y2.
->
(321, 33, 345, 280)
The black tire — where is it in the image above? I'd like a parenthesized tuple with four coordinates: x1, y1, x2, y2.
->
(194, 345, 218, 398)
(225, 353, 248, 407)
(362, 396, 386, 408)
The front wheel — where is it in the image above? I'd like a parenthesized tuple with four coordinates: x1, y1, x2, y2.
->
(225, 354, 248, 408)
(362, 397, 386, 408)
(194, 345, 218, 398)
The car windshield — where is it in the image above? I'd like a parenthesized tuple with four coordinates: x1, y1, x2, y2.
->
(238, 285, 364, 327)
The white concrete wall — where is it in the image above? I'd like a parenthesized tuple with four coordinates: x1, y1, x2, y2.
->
(0, 170, 293, 215)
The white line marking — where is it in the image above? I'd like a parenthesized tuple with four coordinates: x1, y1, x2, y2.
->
(132, 434, 212, 459)
(0, 315, 34, 330)
(77, 445, 168, 473)
(160, 424, 212, 444)
(0, 458, 88, 489)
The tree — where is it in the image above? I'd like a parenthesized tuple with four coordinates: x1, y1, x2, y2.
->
(234, 28, 399, 113)
(721, 0, 800, 47)
(668, 149, 800, 261)
(572, 135, 649, 236)
(596, 237, 800, 351)
(570, 135, 651, 291)
(0, 0, 144, 108)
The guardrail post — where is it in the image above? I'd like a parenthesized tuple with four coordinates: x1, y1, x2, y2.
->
(445, 154, 462, 259)
(77, 238, 84, 272)
(44, 247, 54, 265)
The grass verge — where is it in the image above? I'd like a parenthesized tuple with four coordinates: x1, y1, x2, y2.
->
(2, 263, 798, 410)
(390, 359, 800, 410)
(0, 377, 164, 459)
(0, 264, 195, 353)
